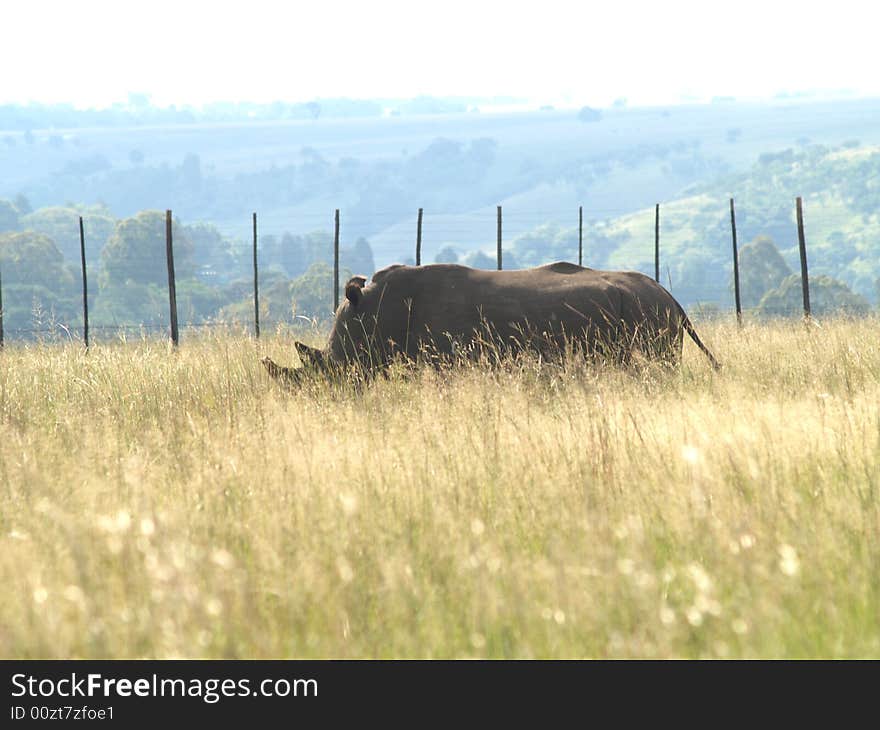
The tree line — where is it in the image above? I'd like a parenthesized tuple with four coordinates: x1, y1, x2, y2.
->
(0, 202, 376, 336)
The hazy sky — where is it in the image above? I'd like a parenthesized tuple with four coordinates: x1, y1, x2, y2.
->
(4, 0, 879, 109)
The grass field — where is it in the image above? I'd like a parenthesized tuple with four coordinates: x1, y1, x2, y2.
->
(1, 318, 878, 658)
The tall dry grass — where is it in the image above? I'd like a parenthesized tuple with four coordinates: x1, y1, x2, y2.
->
(0, 317, 878, 657)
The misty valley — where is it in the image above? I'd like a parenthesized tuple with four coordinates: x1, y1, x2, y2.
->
(3, 95, 880, 338)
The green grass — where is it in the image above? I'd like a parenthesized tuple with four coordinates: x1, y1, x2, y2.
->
(1, 318, 879, 657)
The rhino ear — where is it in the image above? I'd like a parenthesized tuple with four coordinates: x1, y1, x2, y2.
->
(345, 275, 368, 306)
(295, 341, 324, 367)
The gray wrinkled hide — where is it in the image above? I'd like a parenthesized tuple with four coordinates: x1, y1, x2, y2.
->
(325, 262, 691, 367)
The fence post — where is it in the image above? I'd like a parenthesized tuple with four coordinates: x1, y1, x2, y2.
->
(729, 198, 742, 326)
(654, 203, 660, 283)
(496, 205, 502, 270)
(796, 196, 811, 319)
(0, 263, 4, 348)
(578, 205, 583, 267)
(79, 216, 89, 348)
(333, 209, 340, 311)
(252, 212, 260, 338)
(416, 208, 423, 266)
(165, 210, 179, 346)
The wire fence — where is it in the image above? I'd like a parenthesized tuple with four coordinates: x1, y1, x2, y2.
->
(0, 194, 875, 345)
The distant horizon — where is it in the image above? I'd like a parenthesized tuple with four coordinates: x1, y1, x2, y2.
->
(2, 87, 875, 115)
(6, 0, 880, 114)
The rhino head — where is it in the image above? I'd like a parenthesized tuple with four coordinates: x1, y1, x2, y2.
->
(262, 274, 382, 386)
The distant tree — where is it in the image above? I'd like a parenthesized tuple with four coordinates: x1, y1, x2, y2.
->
(224, 263, 341, 324)
(13, 193, 32, 216)
(342, 237, 375, 277)
(259, 234, 279, 267)
(127, 92, 151, 109)
(92, 217, 226, 326)
(289, 262, 336, 319)
(468, 138, 498, 168)
(258, 230, 339, 275)
(460, 249, 521, 270)
(61, 154, 111, 177)
(218, 270, 285, 325)
(758, 149, 795, 166)
(89, 281, 169, 327)
(577, 106, 603, 123)
(400, 96, 467, 115)
(407, 138, 467, 190)
(300, 147, 330, 185)
(503, 251, 520, 270)
(669, 247, 725, 305)
(757, 274, 870, 317)
(261, 233, 306, 278)
(100, 210, 194, 288)
(0, 200, 19, 232)
(0, 231, 80, 333)
(0, 231, 76, 291)
(509, 223, 573, 267)
(338, 156, 361, 175)
(21, 206, 116, 267)
(464, 250, 496, 269)
(183, 221, 238, 281)
(737, 235, 791, 309)
(180, 153, 202, 191)
(420, 138, 463, 163)
(174, 278, 226, 322)
(434, 246, 459, 264)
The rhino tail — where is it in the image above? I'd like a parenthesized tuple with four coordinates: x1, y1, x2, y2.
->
(677, 307, 721, 371)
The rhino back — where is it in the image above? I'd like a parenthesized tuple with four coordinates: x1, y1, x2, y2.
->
(324, 263, 697, 365)
(603, 270, 685, 324)
(367, 264, 623, 355)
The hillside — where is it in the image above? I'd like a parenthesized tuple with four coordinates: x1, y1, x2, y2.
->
(4, 99, 880, 334)
(5, 96, 880, 255)
(502, 142, 880, 309)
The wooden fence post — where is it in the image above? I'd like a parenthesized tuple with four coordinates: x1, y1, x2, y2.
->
(0, 263, 4, 348)
(333, 209, 340, 311)
(496, 205, 502, 270)
(578, 205, 583, 267)
(416, 208, 423, 266)
(79, 216, 90, 348)
(796, 197, 811, 319)
(729, 198, 742, 326)
(252, 212, 260, 338)
(654, 203, 660, 283)
(165, 210, 179, 346)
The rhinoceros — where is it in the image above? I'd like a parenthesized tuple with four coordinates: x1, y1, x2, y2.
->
(262, 261, 719, 382)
